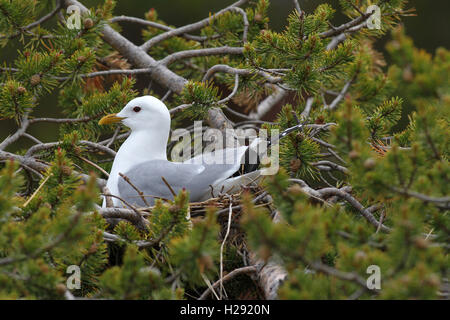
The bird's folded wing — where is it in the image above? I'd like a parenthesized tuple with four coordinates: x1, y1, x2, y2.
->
(198, 169, 263, 201)
(118, 159, 240, 206)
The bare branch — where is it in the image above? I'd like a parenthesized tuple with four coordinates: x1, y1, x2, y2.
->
(312, 160, 349, 174)
(159, 46, 244, 66)
(318, 188, 391, 232)
(390, 187, 450, 209)
(54, 68, 153, 81)
(100, 193, 148, 230)
(77, 155, 109, 177)
(29, 115, 95, 124)
(198, 265, 258, 300)
(308, 260, 368, 288)
(140, 0, 249, 51)
(102, 231, 154, 248)
(169, 103, 193, 115)
(202, 64, 281, 83)
(99, 207, 146, 225)
(300, 96, 314, 118)
(320, 11, 373, 38)
(22, 0, 63, 30)
(119, 172, 150, 207)
(2, 0, 62, 39)
(250, 86, 288, 120)
(293, 0, 302, 15)
(324, 78, 354, 111)
(63, 0, 187, 93)
(109, 16, 211, 42)
(218, 74, 240, 105)
(161, 176, 176, 197)
(0, 115, 29, 151)
(63, 0, 236, 131)
(0, 148, 106, 189)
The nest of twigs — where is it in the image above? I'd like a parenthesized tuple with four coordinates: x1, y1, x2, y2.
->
(192, 184, 273, 244)
(101, 181, 278, 299)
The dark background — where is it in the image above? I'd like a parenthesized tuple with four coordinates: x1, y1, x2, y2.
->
(1, 0, 449, 150)
(110, 0, 450, 53)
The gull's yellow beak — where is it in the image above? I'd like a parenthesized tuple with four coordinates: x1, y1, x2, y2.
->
(98, 113, 125, 125)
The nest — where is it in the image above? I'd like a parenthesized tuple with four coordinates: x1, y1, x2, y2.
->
(190, 184, 273, 248)
(101, 182, 278, 299)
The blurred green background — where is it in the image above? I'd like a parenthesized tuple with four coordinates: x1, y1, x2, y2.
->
(1, 0, 449, 151)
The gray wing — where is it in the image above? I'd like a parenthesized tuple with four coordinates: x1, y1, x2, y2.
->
(118, 160, 238, 206)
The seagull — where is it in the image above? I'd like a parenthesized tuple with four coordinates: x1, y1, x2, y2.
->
(98, 96, 262, 208)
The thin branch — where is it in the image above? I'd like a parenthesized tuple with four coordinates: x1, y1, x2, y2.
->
(109, 16, 211, 42)
(312, 160, 349, 174)
(202, 64, 281, 83)
(161, 90, 172, 102)
(100, 132, 129, 146)
(311, 137, 335, 149)
(29, 115, 95, 124)
(22, 173, 53, 207)
(228, 7, 249, 43)
(63, 0, 188, 94)
(0, 115, 29, 151)
(300, 96, 314, 118)
(318, 188, 391, 232)
(169, 103, 193, 115)
(2, 0, 62, 39)
(22, 133, 43, 145)
(293, 0, 302, 15)
(223, 106, 254, 120)
(77, 155, 109, 177)
(119, 172, 150, 207)
(100, 193, 148, 230)
(140, 0, 249, 51)
(54, 68, 153, 81)
(308, 260, 368, 288)
(219, 199, 233, 299)
(390, 187, 450, 209)
(161, 176, 176, 197)
(288, 178, 329, 203)
(106, 126, 121, 148)
(159, 46, 244, 66)
(22, 1, 63, 30)
(79, 140, 117, 157)
(324, 78, 354, 111)
(99, 207, 145, 222)
(0, 148, 106, 189)
(218, 74, 240, 105)
(63, 0, 234, 131)
(250, 86, 288, 120)
(198, 265, 258, 300)
(102, 231, 154, 248)
(320, 11, 373, 38)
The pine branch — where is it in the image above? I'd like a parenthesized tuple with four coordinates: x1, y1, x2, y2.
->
(140, 0, 249, 51)
(159, 46, 244, 66)
(198, 265, 258, 300)
(109, 16, 212, 42)
(317, 187, 391, 232)
(0, 210, 82, 266)
(203, 64, 281, 84)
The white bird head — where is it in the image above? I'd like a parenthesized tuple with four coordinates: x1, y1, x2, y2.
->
(98, 96, 171, 133)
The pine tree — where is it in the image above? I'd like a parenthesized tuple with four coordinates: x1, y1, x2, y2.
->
(0, 0, 447, 300)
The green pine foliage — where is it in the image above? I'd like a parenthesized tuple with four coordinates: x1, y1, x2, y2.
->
(0, 0, 448, 300)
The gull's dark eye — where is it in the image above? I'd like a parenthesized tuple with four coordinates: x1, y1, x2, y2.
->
(133, 106, 141, 113)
